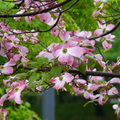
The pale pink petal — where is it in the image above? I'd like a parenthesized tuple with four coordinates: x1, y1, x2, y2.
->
(36, 51, 54, 61)
(5, 42, 14, 50)
(108, 87, 118, 95)
(95, 54, 103, 61)
(58, 54, 74, 64)
(53, 81, 65, 90)
(54, 49, 62, 58)
(98, 20, 106, 28)
(25, 0, 30, 7)
(4, 59, 16, 67)
(84, 91, 91, 99)
(13, 54, 20, 62)
(47, 18, 56, 26)
(94, 29, 103, 36)
(14, 91, 23, 104)
(63, 72, 74, 82)
(75, 79, 86, 84)
(98, 95, 108, 105)
(18, 81, 26, 91)
(113, 104, 118, 110)
(110, 78, 120, 84)
(68, 47, 85, 57)
(106, 24, 115, 31)
(36, 86, 42, 91)
(59, 31, 70, 41)
(0, 108, 9, 120)
(2, 67, 13, 74)
(38, 13, 51, 23)
(7, 91, 15, 100)
(102, 41, 112, 49)
(0, 94, 8, 106)
(51, 26, 59, 37)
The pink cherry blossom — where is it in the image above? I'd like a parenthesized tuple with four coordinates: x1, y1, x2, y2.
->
(0, 59, 16, 74)
(0, 94, 8, 106)
(92, 11, 104, 18)
(53, 45, 85, 65)
(36, 51, 54, 61)
(113, 104, 120, 115)
(59, 31, 78, 45)
(97, 94, 108, 105)
(50, 72, 74, 90)
(74, 30, 92, 39)
(0, 22, 9, 31)
(38, 13, 53, 25)
(25, 16, 35, 23)
(0, 109, 8, 120)
(7, 81, 27, 104)
(110, 78, 120, 84)
(51, 26, 59, 37)
(89, 76, 103, 83)
(94, 21, 115, 48)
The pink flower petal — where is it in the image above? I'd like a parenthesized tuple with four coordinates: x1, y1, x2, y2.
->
(110, 78, 120, 84)
(102, 41, 112, 49)
(0, 94, 8, 106)
(59, 31, 70, 41)
(2, 67, 13, 74)
(94, 29, 103, 36)
(63, 72, 74, 82)
(68, 47, 85, 57)
(14, 91, 23, 104)
(106, 24, 115, 31)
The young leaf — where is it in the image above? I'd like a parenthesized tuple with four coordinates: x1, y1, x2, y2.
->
(16, 73, 28, 79)
(29, 73, 41, 83)
(79, 62, 86, 74)
(95, 61, 103, 71)
(50, 66, 62, 77)
(87, 58, 95, 70)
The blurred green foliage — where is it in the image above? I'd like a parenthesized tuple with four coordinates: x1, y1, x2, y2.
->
(6, 102, 41, 120)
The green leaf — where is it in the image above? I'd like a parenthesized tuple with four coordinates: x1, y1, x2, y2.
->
(102, 3, 110, 10)
(29, 82, 36, 92)
(96, 1, 102, 7)
(16, 73, 28, 79)
(95, 61, 103, 71)
(29, 73, 41, 83)
(29, 62, 40, 68)
(79, 62, 86, 74)
(87, 58, 95, 70)
(35, 57, 48, 66)
(50, 66, 62, 77)
(61, 66, 69, 72)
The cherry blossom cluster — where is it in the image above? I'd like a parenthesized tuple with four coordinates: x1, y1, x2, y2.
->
(0, 0, 120, 119)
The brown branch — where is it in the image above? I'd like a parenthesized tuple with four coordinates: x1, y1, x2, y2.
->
(0, 0, 72, 18)
(17, 65, 120, 78)
(0, 62, 120, 77)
